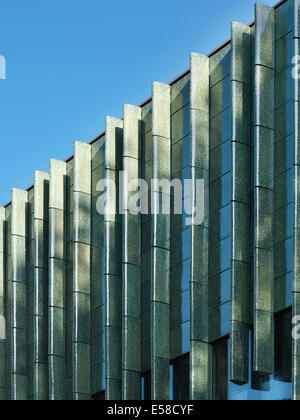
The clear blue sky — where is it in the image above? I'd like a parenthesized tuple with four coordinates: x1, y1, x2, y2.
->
(0, 0, 275, 205)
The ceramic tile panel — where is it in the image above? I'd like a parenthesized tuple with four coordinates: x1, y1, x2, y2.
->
(122, 105, 142, 400)
(48, 160, 67, 400)
(253, 3, 275, 376)
(151, 82, 171, 400)
(72, 142, 92, 400)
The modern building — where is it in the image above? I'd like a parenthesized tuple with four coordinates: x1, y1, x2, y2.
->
(0, 0, 298, 401)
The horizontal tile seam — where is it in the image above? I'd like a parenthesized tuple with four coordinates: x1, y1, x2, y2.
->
(254, 246, 274, 252)
(10, 326, 28, 331)
(253, 309, 274, 314)
(152, 134, 170, 142)
(254, 124, 275, 132)
(190, 106, 209, 114)
(10, 233, 27, 239)
(49, 256, 66, 263)
(49, 206, 65, 212)
(72, 291, 91, 297)
(254, 185, 274, 193)
(32, 265, 48, 270)
(9, 279, 28, 285)
(48, 305, 65, 310)
(254, 63, 275, 72)
(32, 217, 49, 223)
(73, 240, 91, 246)
(231, 79, 251, 87)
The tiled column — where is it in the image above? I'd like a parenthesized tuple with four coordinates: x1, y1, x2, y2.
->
(10, 189, 29, 400)
(72, 142, 92, 400)
(31, 171, 49, 400)
(122, 106, 142, 400)
(230, 22, 251, 385)
(91, 136, 106, 398)
(253, 3, 275, 375)
(141, 102, 152, 379)
(5, 205, 11, 400)
(189, 53, 211, 400)
(48, 159, 67, 400)
(65, 158, 74, 399)
(151, 82, 171, 400)
(293, 0, 300, 401)
(104, 117, 123, 400)
(0, 207, 5, 400)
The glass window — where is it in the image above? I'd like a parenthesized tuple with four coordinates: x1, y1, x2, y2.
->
(210, 108, 231, 150)
(275, 203, 293, 244)
(141, 371, 151, 401)
(171, 259, 190, 295)
(171, 77, 190, 114)
(220, 236, 231, 273)
(220, 173, 232, 209)
(210, 76, 231, 118)
(181, 322, 191, 355)
(275, 66, 294, 109)
(276, 32, 294, 73)
(181, 228, 191, 263)
(211, 172, 232, 212)
(211, 204, 231, 243)
(275, 0, 293, 40)
(275, 134, 294, 177)
(171, 104, 190, 143)
(172, 136, 191, 174)
(213, 310, 292, 400)
(275, 100, 294, 142)
(275, 167, 294, 208)
(171, 291, 190, 328)
(210, 236, 231, 278)
(210, 45, 231, 86)
(171, 354, 190, 400)
(210, 269, 231, 309)
(275, 310, 292, 383)
(213, 338, 228, 400)
(275, 237, 293, 278)
(181, 290, 190, 324)
(284, 272, 293, 308)
(210, 140, 231, 181)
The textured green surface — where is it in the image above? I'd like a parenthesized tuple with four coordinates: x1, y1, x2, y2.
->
(122, 106, 142, 400)
(91, 135, 105, 398)
(10, 189, 29, 400)
(49, 159, 67, 400)
(72, 142, 92, 400)
(254, 3, 275, 375)
(103, 118, 123, 400)
(29, 171, 49, 400)
(151, 82, 171, 400)
(189, 53, 211, 400)
(0, 207, 5, 399)
(230, 21, 251, 385)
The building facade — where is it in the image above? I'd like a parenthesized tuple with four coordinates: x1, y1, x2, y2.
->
(0, 0, 298, 401)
